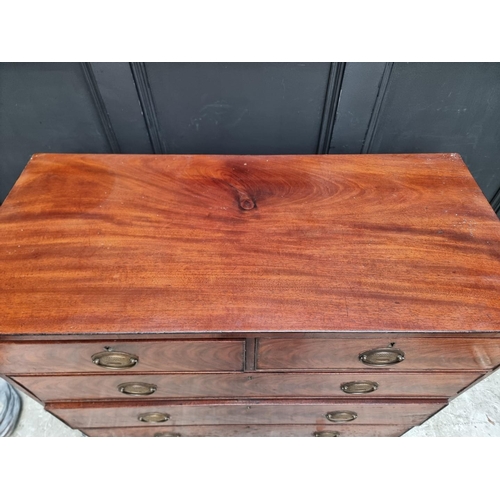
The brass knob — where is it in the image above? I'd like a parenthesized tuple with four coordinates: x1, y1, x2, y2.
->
(314, 431, 340, 437)
(91, 351, 138, 369)
(359, 347, 405, 366)
(154, 432, 181, 437)
(325, 410, 357, 423)
(341, 381, 378, 394)
(117, 382, 157, 395)
(138, 412, 170, 423)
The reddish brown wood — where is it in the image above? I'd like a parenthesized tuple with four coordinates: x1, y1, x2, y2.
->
(13, 371, 482, 401)
(4, 331, 500, 342)
(81, 424, 410, 437)
(256, 337, 500, 371)
(1, 153, 500, 334)
(2, 153, 500, 437)
(46, 399, 446, 428)
(0, 339, 244, 374)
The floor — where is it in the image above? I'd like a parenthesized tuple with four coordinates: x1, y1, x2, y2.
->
(8, 368, 500, 437)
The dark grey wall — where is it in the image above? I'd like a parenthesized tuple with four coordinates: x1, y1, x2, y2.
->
(143, 62, 332, 154)
(370, 63, 500, 201)
(0, 63, 112, 201)
(1, 62, 499, 214)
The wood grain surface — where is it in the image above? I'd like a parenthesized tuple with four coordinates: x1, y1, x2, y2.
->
(47, 399, 446, 428)
(14, 371, 482, 400)
(1, 153, 500, 334)
(8, 336, 498, 375)
(81, 424, 410, 437)
(0, 339, 244, 374)
(256, 337, 500, 371)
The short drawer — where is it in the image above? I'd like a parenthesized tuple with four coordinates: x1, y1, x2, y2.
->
(0, 339, 244, 374)
(81, 424, 410, 437)
(14, 371, 482, 401)
(47, 399, 446, 428)
(256, 337, 500, 371)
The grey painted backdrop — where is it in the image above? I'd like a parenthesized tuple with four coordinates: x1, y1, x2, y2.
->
(1, 63, 499, 213)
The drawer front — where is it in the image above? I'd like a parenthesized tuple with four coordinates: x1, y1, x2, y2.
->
(48, 400, 446, 428)
(0, 340, 244, 374)
(14, 371, 482, 401)
(81, 424, 410, 437)
(257, 337, 500, 371)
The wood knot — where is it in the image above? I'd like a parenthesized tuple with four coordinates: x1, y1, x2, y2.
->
(239, 196, 255, 211)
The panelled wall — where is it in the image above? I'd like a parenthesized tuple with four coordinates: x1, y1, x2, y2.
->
(1, 62, 499, 213)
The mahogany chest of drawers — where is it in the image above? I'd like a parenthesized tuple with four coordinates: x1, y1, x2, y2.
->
(1, 153, 500, 437)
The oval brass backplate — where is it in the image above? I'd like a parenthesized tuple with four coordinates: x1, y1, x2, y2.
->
(325, 411, 357, 423)
(154, 432, 181, 437)
(91, 351, 139, 369)
(117, 382, 157, 395)
(341, 381, 378, 394)
(359, 347, 405, 366)
(314, 431, 340, 437)
(138, 412, 170, 423)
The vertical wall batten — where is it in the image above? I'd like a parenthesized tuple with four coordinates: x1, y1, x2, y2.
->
(130, 63, 165, 154)
(317, 63, 346, 154)
(361, 62, 394, 154)
(81, 63, 121, 154)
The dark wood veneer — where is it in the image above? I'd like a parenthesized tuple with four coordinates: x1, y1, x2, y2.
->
(47, 399, 446, 429)
(256, 337, 500, 371)
(1, 153, 500, 437)
(14, 371, 482, 401)
(82, 424, 409, 437)
(0, 339, 244, 374)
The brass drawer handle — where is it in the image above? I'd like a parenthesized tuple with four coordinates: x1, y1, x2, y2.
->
(314, 431, 340, 437)
(118, 382, 157, 395)
(154, 432, 181, 437)
(341, 381, 378, 394)
(138, 412, 170, 423)
(326, 410, 357, 422)
(92, 351, 139, 369)
(359, 347, 405, 366)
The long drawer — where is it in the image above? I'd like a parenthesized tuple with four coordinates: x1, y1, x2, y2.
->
(0, 339, 245, 374)
(256, 337, 500, 371)
(47, 399, 446, 428)
(82, 425, 410, 437)
(14, 371, 482, 400)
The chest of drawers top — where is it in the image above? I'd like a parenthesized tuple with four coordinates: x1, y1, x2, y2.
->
(1, 152, 499, 336)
